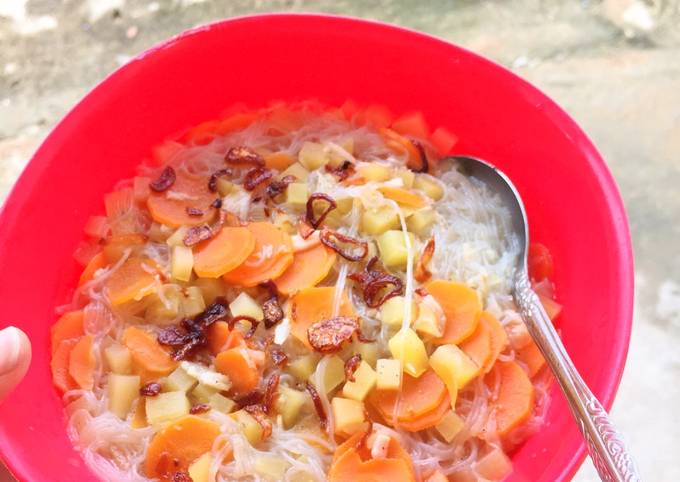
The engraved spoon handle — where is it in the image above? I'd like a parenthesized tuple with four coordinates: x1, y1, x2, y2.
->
(514, 271, 641, 482)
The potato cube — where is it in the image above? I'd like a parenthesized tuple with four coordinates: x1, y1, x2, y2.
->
(435, 410, 465, 442)
(145, 285, 183, 326)
(104, 343, 132, 375)
(190, 383, 219, 404)
(233, 409, 264, 445)
(166, 226, 189, 247)
(331, 397, 367, 436)
(413, 301, 444, 338)
(194, 277, 226, 305)
(429, 344, 479, 404)
(396, 169, 415, 188)
(182, 286, 206, 317)
(108, 374, 140, 419)
(357, 163, 392, 182)
(377, 230, 416, 269)
(379, 296, 417, 328)
(145, 391, 190, 425)
(281, 162, 309, 182)
(321, 355, 346, 393)
(285, 182, 309, 208)
(388, 328, 429, 377)
(298, 142, 330, 171)
(254, 456, 289, 481)
(276, 386, 309, 428)
(286, 354, 319, 382)
(413, 174, 444, 201)
(376, 358, 401, 390)
(208, 393, 236, 414)
(342, 361, 377, 401)
(188, 453, 213, 482)
(229, 292, 264, 321)
(162, 366, 198, 393)
(171, 245, 194, 282)
(361, 206, 400, 235)
(407, 207, 437, 237)
(356, 342, 379, 368)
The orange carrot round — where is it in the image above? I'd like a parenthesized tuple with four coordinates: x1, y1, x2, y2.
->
(193, 226, 256, 278)
(51, 311, 85, 355)
(215, 348, 261, 396)
(288, 287, 355, 348)
(147, 172, 214, 228)
(122, 326, 177, 380)
(486, 361, 535, 437)
(207, 321, 245, 355)
(459, 315, 493, 370)
(68, 335, 96, 390)
(515, 340, 546, 378)
(480, 311, 509, 374)
(78, 252, 108, 286)
(425, 280, 481, 345)
(51, 338, 79, 393)
(274, 243, 336, 295)
(104, 257, 157, 306)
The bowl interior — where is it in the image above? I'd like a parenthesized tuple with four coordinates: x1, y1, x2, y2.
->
(0, 14, 632, 482)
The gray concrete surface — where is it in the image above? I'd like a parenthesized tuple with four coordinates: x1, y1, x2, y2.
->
(1, 0, 679, 480)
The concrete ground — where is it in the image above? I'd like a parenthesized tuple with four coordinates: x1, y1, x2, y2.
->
(1, 0, 679, 480)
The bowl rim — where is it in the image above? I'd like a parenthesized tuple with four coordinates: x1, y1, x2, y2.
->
(0, 12, 634, 482)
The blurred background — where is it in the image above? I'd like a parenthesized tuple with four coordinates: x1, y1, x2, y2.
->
(1, 0, 679, 481)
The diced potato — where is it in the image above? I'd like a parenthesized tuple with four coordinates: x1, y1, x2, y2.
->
(298, 142, 330, 171)
(435, 410, 465, 442)
(281, 162, 310, 182)
(285, 183, 309, 208)
(429, 344, 479, 404)
(361, 206, 400, 235)
(396, 169, 415, 188)
(254, 456, 289, 481)
(376, 358, 401, 391)
(229, 292, 264, 321)
(108, 374, 140, 419)
(171, 245, 194, 282)
(145, 285, 183, 326)
(166, 226, 189, 247)
(276, 386, 309, 428)
(216, 177, 234, 196)
(379, 296, 417, 328)
(332, 397, 367, 436)
(194, 277, 225, 305)
(104, 343, 132, 375)
(145, 391, 191, 425)
(188, 453, 213, 482)
(388, 328, 429, 377)
(406, 207, 437, 237)
(182, 286, 206, 317)
(413, 174, 444, 201)
(286, 354, 319, 382)
(357, 163, 392, 182)
(162, 366, 197, 393)
(377, 230, 416, 269)
(233, 409, 263, 445)
(342, 361, 377, 402)
(190, 383, 219, 404)
(413, 301, 444, 338)
(320, 355, 346, 393)
(209, 393, 236, 414)
(356, 342, 379, 368)
(327, 138, 355, 167)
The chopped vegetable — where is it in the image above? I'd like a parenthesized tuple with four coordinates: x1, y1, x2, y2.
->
(425, 280, 481, 345)
(187, 453, 213, 482)
(215, 348, 261, 396)
(388, 328, 429, 377)
(376, 230, 415, 269)
(108, 374, 141, 419)
(171, 245, 194, 282)
(193, 226, 256, 278)
(435, 410, 465, 443)
(331, 397, 368, 437)
(229, 292, 264, 321)
(378, 186, 426, 208)
(429, 344, 479, 405)
(480, 311, 509, 373)
(459, 315, 493, 370)
(289, 287, 354, 348)
(486, 361, 535, 437)
(104, 343, 132, 375)
(51, 310, 84, 355)
(274, 242, 336, 295)
(376, 358, 402, 391)
(342, 360, 377, 401)
(68, 335, 96, 390)
(145, 391, 191, 425)
(515, 340, 546, 377)
(104, 257, 157, 306)
(147, 172, 215, 228)
(122, 326, 178, 380)
(51, 338, 79, 393)
(528, 242, 554, 281)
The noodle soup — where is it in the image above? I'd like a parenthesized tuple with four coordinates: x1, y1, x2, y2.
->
(50, 103, 560, 482)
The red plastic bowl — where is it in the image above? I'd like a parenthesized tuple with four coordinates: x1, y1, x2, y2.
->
(0, 14, 632, 482)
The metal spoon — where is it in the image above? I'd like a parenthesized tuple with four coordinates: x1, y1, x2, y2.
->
(448, 156, 640, 482)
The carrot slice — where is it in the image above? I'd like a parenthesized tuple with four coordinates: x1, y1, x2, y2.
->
(183, 119, 221, 145)
(216, 112, 258, 135)
(274, 243, 336, 295)
(104, 257, 157, 305)
(207, 321, 245, 355)
(396, 393, 451, 432)
(264, 151, 296, 171)
(515, 340, 545, 377)
(459, 315, 492, 370)
(51, 338, 79, 393)
(380, 128, 422, 167)
(378, 186, 426, 208)
(391, 112, 430, 139)
(222, 222, 294, 287)
(481, 311, 508, 374)
(147, 171, 214, 228)
(215, 348, 261, 396)
(69, 335, 96, 390)
(51, 311, 84, 355)
(102, 233, 147, 263)
(145, 416, 221, 478)
(193, 226, 256, 278)
(425, 280, 481, 345)
(430, 126, 458, 155)
(289, 287, 355, 348)
(487, 361, 534, 437)
(122, 326, 177, 379)
(79, 252, 107, 286)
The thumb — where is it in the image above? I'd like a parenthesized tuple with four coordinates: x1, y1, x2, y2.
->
(0, 327, 31, 401)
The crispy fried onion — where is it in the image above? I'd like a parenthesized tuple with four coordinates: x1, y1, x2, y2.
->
(157, 298, 229, 360)
(306, 193, 337, 229)
(244, 405, 273, 440)
(149, 166, 176, 192)
(269, 347, 288, 367)
(260, 280, 284, 329)
(225, 146, 265, 166)
(185, 206, 204, 217)
(408, 140, 429, 173)
(305, 382, 328, 431)
(183, 209, 227, 247)
(208, 168, 233, 192)
(344, 354, 362, 382)
(349, 256, 404, 308)
(228, 315, 260, 339)
(414, 238, 435, 282)
(299, 221, 315, 240)
(325, 160, 355, 181)
(262, 373, 280, 414)
(307, 316, 359, 353)
(320, 228, 368, 261)
(265, 175, 296, 199)
(244, 167, 274, 191)
(140, 382, 161, 397)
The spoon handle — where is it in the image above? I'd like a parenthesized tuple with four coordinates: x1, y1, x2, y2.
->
(514, 272, 640, 482)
